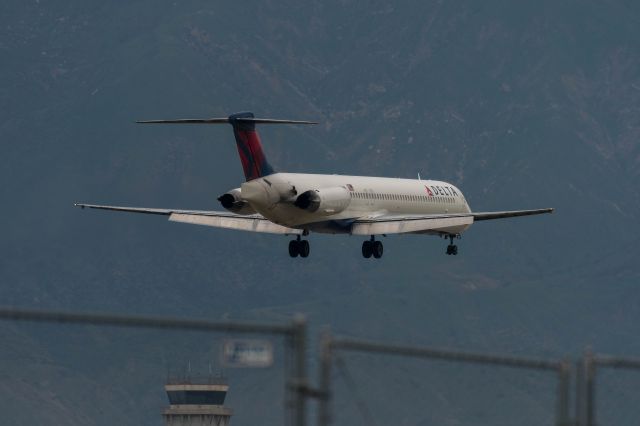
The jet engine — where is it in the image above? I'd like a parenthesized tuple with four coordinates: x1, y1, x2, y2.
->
(217, 188, 256, 215)
(294, 187, 351, 215)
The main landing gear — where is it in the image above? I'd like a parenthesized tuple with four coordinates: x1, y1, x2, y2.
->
(446, 234, 459, 256)
(289, 236, 310, 258)
(362, 236, 383, 259)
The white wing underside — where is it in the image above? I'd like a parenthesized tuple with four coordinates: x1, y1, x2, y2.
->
(351, 214, 473, 235)
(168, 212, 303, 234)
(74, 204, 302, 235)
(75, 204, 552, 236)
(351, 208, 553, 235)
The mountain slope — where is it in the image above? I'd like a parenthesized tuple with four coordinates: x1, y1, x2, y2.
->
(1, 0, 640, 425)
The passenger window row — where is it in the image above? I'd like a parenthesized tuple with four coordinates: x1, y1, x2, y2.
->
(351, 192, 456, 204)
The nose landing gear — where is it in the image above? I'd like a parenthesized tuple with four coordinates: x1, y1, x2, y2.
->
(289, 236, 310, 258)
(362, 236, 383, 259)
(445, 234, 459, 256)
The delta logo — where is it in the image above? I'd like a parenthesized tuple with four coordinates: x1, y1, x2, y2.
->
(425, 185, 458, 197)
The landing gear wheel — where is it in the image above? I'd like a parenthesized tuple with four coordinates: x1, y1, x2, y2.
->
(299, 240, 310, 258)
(362, 241, 373, 258)
(289, 239, 310, 258)
(445, 235, 459, 256)
(372, 241, 384, 259)
(289, 240, 299, 258)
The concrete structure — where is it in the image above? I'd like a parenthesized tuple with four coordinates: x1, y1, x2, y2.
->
(163, 378, 233, 426)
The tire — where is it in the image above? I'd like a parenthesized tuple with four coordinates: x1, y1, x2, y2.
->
(289, 240, 299, 257)
(452, 245, 458, 256)
(362, 241, 373, 258)
(299, 240, 310, 258)
(372, 241, 383, 259)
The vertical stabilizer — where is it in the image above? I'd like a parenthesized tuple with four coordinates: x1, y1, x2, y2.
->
(228, 112, 274, 181)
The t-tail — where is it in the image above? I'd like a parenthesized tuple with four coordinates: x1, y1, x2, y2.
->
(137, 111, 316, 181)
(228, 112, 274, 181)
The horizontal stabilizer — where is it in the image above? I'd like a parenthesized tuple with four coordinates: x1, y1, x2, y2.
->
(136, 111, 315, 181)
(136, 118, 317, 125)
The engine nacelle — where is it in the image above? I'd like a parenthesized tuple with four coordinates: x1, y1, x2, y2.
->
(217, 188, 257, 215)
(294, 186, 351, 215)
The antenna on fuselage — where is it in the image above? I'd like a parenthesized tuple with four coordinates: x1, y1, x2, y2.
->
(418, 173, 422, 181)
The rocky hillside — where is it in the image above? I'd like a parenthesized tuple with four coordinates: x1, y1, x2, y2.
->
(1, 1, 640, 425)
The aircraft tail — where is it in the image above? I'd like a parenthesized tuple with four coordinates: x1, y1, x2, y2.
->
(137, 112, 316, 181)
(228, 112, 275, 181)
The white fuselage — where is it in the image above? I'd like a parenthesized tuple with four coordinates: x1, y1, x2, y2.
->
(240, 173, 472, 235)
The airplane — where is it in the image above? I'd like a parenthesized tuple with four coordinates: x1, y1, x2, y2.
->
(75, 111, 554, 259)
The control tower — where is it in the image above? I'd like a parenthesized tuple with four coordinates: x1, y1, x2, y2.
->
(163, 377, 233, 426)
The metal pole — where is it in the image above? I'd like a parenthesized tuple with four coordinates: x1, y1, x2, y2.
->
(0, 307, 293, 335)
(317, 327, 333, 426)
(331, 337, 561, 371)
(575, 360, 584, 426)
(292, 314, 307, 426)
(594, 355, 640, 369)
(555, 359, 571, 426)
(584, 349, 596, 426)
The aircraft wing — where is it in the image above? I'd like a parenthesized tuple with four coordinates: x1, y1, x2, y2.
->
(471, 208, 554, 221)
(351, 213, 474, 235)
(74, 203, 303, 235)
(350, 208, 553, 235)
